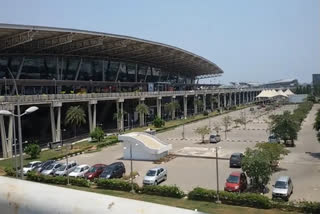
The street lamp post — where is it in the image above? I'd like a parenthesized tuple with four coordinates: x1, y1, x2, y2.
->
(182, 123, 185, 140)
(216, 146, 221, 203)
(124, 143, 138, 193)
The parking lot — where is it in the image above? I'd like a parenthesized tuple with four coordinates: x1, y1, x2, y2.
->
(66, 104, 320, 201)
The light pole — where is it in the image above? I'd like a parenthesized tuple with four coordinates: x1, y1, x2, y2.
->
(61, 128, 70, 185)
(181, 123, 185, 140)
(215, 146, 222, 203)
(0, 106, 39, 179)
(124, 143, 138, 193)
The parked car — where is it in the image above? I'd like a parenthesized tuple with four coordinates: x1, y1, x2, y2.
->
(224, 171, 247, 192)
(84, 164, 107, 180)
(23, 161, 42, 175)
(100, 162, 125, 179)
(41, 162, 62, 176)
(143, 167, 167, 185)
(54, 161, 78, 176)
(268, 135, 280, 143)
(272, 176, 293, 201)
(33, 160, 55, 173)
(229, 153, 244, 168)
(209, 134, 221, 143)
(69, 164, 90, 178)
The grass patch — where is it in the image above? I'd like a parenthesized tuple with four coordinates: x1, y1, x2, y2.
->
(63, 185, 296, 214)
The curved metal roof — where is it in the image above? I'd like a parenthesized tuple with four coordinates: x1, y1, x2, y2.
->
(0, 23, 223, 77)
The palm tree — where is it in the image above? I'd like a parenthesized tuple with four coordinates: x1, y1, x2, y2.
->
(113, 111, 127, 132)
(65, 105, 86, 137)
(164, 101, 180, 120)
(136, 103, 149, 126)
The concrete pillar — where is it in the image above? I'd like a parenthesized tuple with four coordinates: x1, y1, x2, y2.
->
(194, 95, 198, 115)
(171, 96, 176, 120)
(242, 92, 245, 104)
(0, 115, 7, 158)
(210, 94, 214, 111)
(157, 97, 162, 118)
(229, 93, 232, 107)
(238, 92, 241, 106)
(217, 93, 221, 110)
(120, 101, 124, 131)
(234, 92, 237, 106)
(183, 95, 188, 119)
(7, 116, 13, 157)
(224, 93, 227, 108)
(246, 91, 249, 103)
(50, 101, 62, 143)
(88, 100, 97, 133)
(203, 94, 206, 112)
(139, 98, 145, 126)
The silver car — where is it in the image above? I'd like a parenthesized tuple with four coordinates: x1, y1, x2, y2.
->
(69, 164, 90, 178)
(54, 161, 78, 176)
(41, 163, 62, 176)
(209, 134, 221, 143)
(143, 167, 167, 185)
(22, 161, 42, 175)
(272, 176, 293, 201)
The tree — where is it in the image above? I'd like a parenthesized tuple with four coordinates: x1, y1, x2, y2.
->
(164, 101, 180, 120)
(314, 109, 320, 131)
(222, 115, 232, 139)
(152, 116, 165, 128)
(255, 143, 289, 170)
(136, 103, 149, 126)
(270, 111, 298, 146)
(194, 99, 203, 113)
(233, 118, 242, 128)
(213, 123, 221, 135)
(89, 127, 104, 142)
(113, 111, 127, 132)
(65, 105, 86, 137)
(194, 125, 210, 143)
(24, 143, 41, 159)
(241, 148, 273, 192)
(239, 111, 248, 129)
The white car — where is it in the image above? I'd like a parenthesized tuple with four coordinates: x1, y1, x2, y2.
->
(54, 161, 78, 176)
(41, 162, 62, 176)
(143, 167, 167, 185)
(23, 161, 42, 175)
(69, 164, 90, 178)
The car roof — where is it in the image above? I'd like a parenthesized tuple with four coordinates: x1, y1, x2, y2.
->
(30, 161, 41, 164)
(92, 164, 107, 167)
(148, 167, 163, 171)
(230, 171, 242, 176)
(231, 153, 243, 156)
(78, 164, 89, 168)
(108, 162, 123, 166)
(276, 176, 290, 182)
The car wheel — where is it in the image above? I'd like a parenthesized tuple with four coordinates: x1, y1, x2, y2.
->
(155, 180, 158, 185)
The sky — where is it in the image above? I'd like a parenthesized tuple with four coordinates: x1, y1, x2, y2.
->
(0, 0, 319, 84)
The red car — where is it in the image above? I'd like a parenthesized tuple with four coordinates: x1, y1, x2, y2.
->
(84, 164, 107, 180)
(224, 171, 247, 192)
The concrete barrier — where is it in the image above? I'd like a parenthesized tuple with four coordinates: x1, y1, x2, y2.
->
(0, 177, 202, 214)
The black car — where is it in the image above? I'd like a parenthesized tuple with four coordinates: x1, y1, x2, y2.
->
(99, 162, 125, 179)
(229, 153, 244, 168)
(33, 160, 56, 173)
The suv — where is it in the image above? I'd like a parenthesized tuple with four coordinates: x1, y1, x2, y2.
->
(209, 134, 221, 143)
(229, 153, 244, 168)
(100, 162, 125, 179)
(224, 171, 247, 192)
(272, 176, 293, 201)
(143, 167, 167, 185)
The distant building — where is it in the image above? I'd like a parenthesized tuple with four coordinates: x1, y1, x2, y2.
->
(263, 78, 298, 88)
(312, 74, 320, 86)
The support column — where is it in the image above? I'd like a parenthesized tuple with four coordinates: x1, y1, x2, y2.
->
(210, 94, 214, 111)
(50, 101, 62, 143)
(217, 94, 221, 110)
(118, 100, 124, 131)
(242, 92, 245, 105)
(88, 100, 97, 133)
(238, 92, 241, 106)
(171, 96, 176, 120)
(224, 93, 227, 108)
(234, 92, 237, 106)
(183, 95, 188, 119)
(229, 93, 232, 107)
(7, 116, 13, 158)
(139, 98, 145, 126)
(157, 97, 162, 118)
(194, 95, 198, 115)
(203, 94, 206, 112)
(0, 115, 7, 158)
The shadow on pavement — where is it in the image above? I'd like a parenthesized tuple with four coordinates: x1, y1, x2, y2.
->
(306, 152, 320, 160)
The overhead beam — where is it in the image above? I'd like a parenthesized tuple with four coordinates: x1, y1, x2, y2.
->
(32, 33, 74, 52)
(60, 37, 104, 54)
(110, 45, 151, 57)
(91, 40, 135, 55)
(0, 30, 37, 50)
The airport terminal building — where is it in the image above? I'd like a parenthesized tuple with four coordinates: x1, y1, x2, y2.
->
(0, 24, 261, 158)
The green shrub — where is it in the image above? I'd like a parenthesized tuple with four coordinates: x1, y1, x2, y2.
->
(24, 143, 41, 159)
(90, 127, 105, 142)
(299, 201, 320, 213)
(26, 171, 90, 187)
(152, 116, 165, 128)
(203, 111, 209, 116)
(96, 178, 139, 192)
(188, 187, 271, 209)
(4, 167, 16, 177)
(96, 138, 118, 149)
(141, 185, 185, 198)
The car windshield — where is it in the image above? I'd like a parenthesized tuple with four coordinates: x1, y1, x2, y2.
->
(231, 155, 240, 160)
(275, 181, 287, 189)
(102, 167, 113, 175)
(227, 175, 239, 184)
(58, 164, 66, 171)
(88, 166, 97, 173)
(73, 167, 82, 173)
(25, 163, 33, 168)
(146, 170, 156, 176)
(45, 164, 55, 170)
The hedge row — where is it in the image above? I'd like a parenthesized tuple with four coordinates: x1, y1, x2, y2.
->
(96, 138, 118, 149)
(188, 187, 271, 209)
(291, 101, 313, 128)
(26, 171, 90, 187)
(95, 178, 139, 192)
(188, 187, 320, 213)
(140, 185, 185, 198)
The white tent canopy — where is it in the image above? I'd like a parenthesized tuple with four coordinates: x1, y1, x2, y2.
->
(284, 89, 294, 96)
(256, 89, 289, 98)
